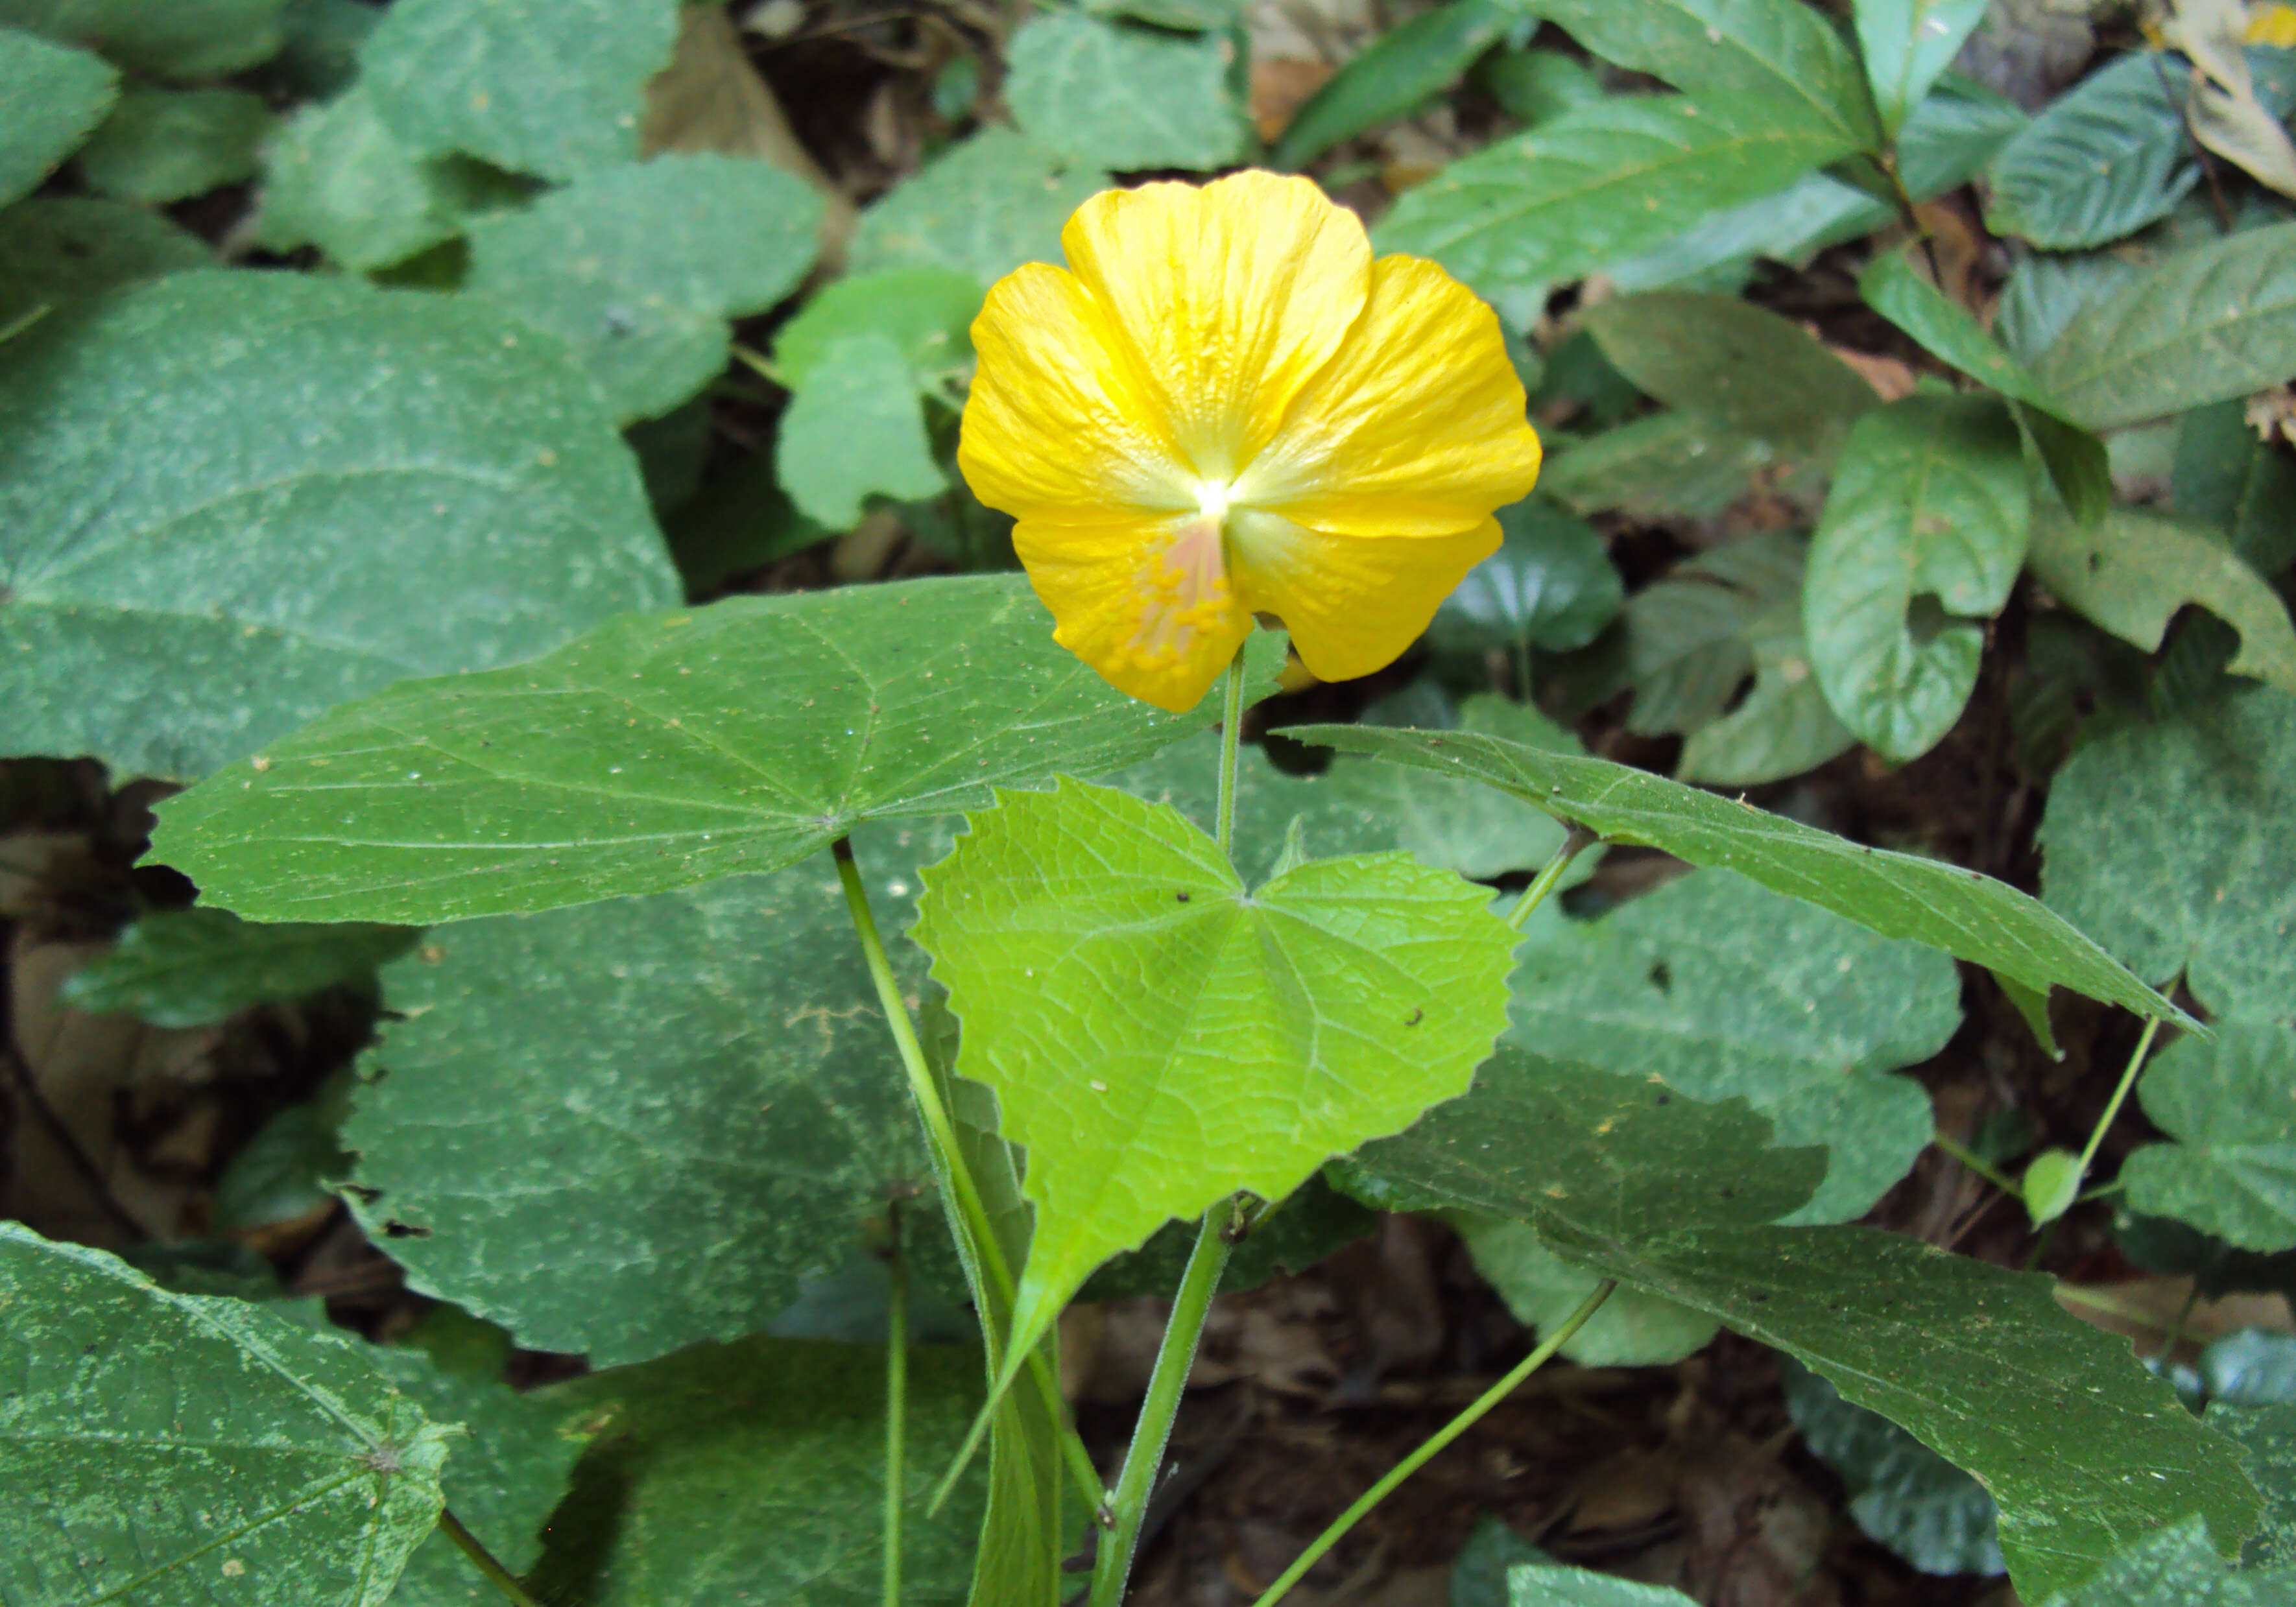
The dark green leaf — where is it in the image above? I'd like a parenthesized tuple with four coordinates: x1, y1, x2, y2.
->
(1995, 250, 2140, 368)
(1581, 290, 1880, 457)
(848, 128, 1108, 289)
(0, 195, 209, 326)
(62, 907, 416, 1027)
(214, 1074, 354, 1233)
(1106, 726, 1394, 886)
(2051, 1518, 2296, 1606)
(1004, 11, 1247, 171)
(1476, 47, 1604, 126)
(1985, 51, 2197, 250)
(1373, 92, 1858, 298)
(1450, 1514, 1551, 1607)
(0, 25, 113, 208)
(1804, 394, 2030, 761)
(1457, 1217, 1721, 1364)
(361, 0, 680, 182)
(0, 0, 287, 78)
(76, 86, 267, 203)
(1080, 0, 1243, 28)
(1854, 0, 1992, 136)
(0, 271, 678, 782)
(2122, 1023, 2296, 1251)
(465, 152, 822, 423)
(1081, 1172, 1376, 1300)
(2032, 222, 2296, 429)
(1273, 0, 1513, 169)
(1278, 719, 2193, 1025)
(2175, 399, 2296, 575)
(2207, 1401, 2296, 1567)
(1431, 499, 1623, 656)
(1538, 411, 1785, 519)
(0, 1222, 452, 1606)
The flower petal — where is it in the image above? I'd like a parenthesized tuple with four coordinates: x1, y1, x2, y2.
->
(1232, 512, 1501, 683)
(1014, 511, 1255, 713)
(959, 262, 1195, 524)
(1236, 255, 1542, 537)
(1060, 172, 1374, 486)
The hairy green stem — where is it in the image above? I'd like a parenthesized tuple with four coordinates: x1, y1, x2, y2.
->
(440, 1510, 542, 1607)
(1088, 1205, 1236, 1607)
(1249, 1280, 1618, 1607)
(1931, 1131, 2018, 1195)
(883, 1212, 909, 1607)
(2077, 1017, 2163, 1178)
(1215, 644, 1249, 859)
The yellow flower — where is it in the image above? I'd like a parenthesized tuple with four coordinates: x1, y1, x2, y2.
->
(957, 171, 1543, 712)
(2249, 1, 2296, 47)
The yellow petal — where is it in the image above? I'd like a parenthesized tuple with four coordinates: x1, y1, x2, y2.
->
(1232, 512, 1501, 684)
(1060, 171, 1374, 486)
(958, 263, 1194, 525)
(2248, 3, 2296, 46)
(1236, 255, 1542, 538)
(1014, 510, 1254, 712)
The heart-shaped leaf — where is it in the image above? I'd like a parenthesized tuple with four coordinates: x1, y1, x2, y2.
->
(2122, 1021, 2296, 1251)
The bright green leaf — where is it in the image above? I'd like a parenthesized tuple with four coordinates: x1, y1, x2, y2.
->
(914, 777, 1517, 1377)
(1781, 1356, 2004, 1577)
(525, 1337, 987, 1607)
(0, 195, 209, 326)
(0, 270, 678, 782)
(2032, 222, 2296, 429)
(2122, 1021, 2296, 1250)
(1457, 1217, 1720, 1365)
(0, 0, 287, 78)
(1507, 868, 1962, 1224)
(2026, 506, 2296, 696)
(1526, 0, 1882, 150)
(0, 25, 112, 208)
(1279, 719, 2192, 1025)
(256, 87, 527, 272)
(150, 578, 1280, 924)
(1854, 0, 1992, 136)
(77, 86, 267, 203)
(1373, 92, 1858, 298)
(341, 831, 951, 1367)
(2022, 1147, 2085, 1225)
(1581, 290, 1880, 458)
(464, 152, 821, 423)
(848, 127, 1108, 288)
(774, 331, 948, 527)
(1005, 10, 1247, 171)
(62, 907, 416, 1027)
(1985, 52, 2197, 250)
(361, 0, 680, 181)
(1431, 499, 1623, 658)
(1273, 0, 1513, 169)
(1804, 394, 2031, 761)
(0, 1221, 452, 1607)
(772, 265, 982, 391)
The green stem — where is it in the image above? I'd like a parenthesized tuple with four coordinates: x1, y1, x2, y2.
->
(1249, 1280, 1616, 1607)
(439, 1510, 542, 1607)
(2076, 1017, 2163, 1178)
(1088, 1205, 1236, 1607)
(830, 837, 1103, 1512)
(1931, 1131, 2018, 1195)
(883, 1210, 909, 1607)
(1507, 824, 1597, 932)
(1215, 643, 1249, 859)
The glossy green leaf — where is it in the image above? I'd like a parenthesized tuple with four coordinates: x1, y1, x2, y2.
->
(2050, 1518, 2296, 1606)
(0, 270, 677, 783)
(1373, 92, 1858, 297)
(1804, 394, 2031, 761)
(1507, 868, 1962, 1223)
(1538, 411, 1784, 519)
(150, 578, 1283, 923)
(772, 265, 982, 391)
(0, 25, 112, 208)
(2175, 399, 2296, 575)
(1985, 52, 2197, 250)
(369, 1313, 591, 1607)
(0, 195, 209, 325)
(1273, 0, 1513, 169)
(77, 86, 267, 203)
(1782, 1356, 2003, 1577)
(1854, 0, 1992, 135)
(0, 0, 287, 78)
(527, 1337, 986, 1607)
(1525, 0, 1881, 150)
(1581, 290, 1879, 458)
(361, 0, 680, 181)
(464, 153, 820, 423)
(914, 777, 1517, 1379)
(255, 88, 525, 272)
(2122, 1022, 2296, 1250)
(1431, 499, 1623, 657)
(1457, 1217, 1719, 1365)
(2032, 222, 2296, 429)
(774, 331, 948, 527)
(1005, 10, 1247, 171)
(1346, 1065, 2257, 1603)
(2208, 1401, 2296, 1568)
(0, 1222, 452, 1606)
(848, 127, 1108, 288)
(1280, 719, 2192, 1025)
(2041, 687, 2296, 1019)
(342, 831, 947, 1368)
(2026, 507, 2296, 697)
(62, 907, 416, 1027)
